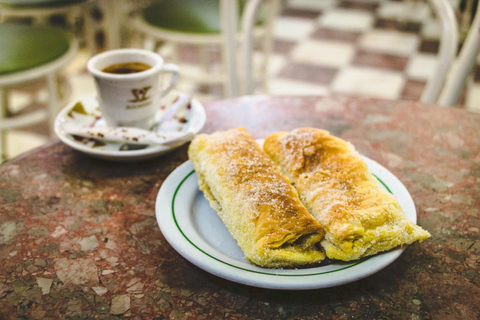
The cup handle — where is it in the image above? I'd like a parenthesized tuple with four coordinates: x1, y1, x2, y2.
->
(159, 63, 180, 97)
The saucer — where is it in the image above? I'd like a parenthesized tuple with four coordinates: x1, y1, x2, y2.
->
(54, 91, 206, 161)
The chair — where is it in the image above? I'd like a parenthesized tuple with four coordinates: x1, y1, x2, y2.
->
(0, 23, 78, 161)
(0, 0, 96, 54)
(129, 0, 279, 98)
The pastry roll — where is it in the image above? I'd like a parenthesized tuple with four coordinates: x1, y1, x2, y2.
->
(264, 128, 430, 261)
(188, 128, 325, 268)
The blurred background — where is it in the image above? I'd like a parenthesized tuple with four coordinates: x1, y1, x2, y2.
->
(0, 0, 478, 162)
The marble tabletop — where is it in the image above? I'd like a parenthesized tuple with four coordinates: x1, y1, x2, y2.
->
(0, 95, 479, 319)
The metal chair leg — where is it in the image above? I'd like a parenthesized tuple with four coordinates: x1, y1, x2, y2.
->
(220, 0, 239, 98)
(199, 45, 210, 74)
(46, 73, 59, 138)
(103, 0, 121, 49)
(82, 1, 97, 55)
(0, 88, 9, 162)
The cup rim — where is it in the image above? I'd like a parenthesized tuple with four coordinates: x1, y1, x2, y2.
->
(87, 48, 164, 80)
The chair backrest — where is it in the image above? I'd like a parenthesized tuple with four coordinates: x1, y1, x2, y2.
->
(221, 0, 279, 97)
(232, 0, 465, 102)
(240, 0, 263, 96)
(220, 0, 239, 97)
(420, 0, 459, 104)
(438, 1, 480, 106)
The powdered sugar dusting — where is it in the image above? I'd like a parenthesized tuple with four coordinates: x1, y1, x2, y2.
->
(264, 128, 430, 261)
(188, 128, 325, 267)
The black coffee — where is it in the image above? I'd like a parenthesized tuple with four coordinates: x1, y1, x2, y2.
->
(102, 62, 151, 74)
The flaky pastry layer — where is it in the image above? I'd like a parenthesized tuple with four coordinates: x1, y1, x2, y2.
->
(188, 128, 325, 268)
(264, 128, 430, 261)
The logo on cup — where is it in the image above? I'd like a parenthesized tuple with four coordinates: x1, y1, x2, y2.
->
(129, 86, 152, 103)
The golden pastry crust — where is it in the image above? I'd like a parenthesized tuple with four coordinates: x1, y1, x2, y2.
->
(264, 128, 430, 261)
(188, 128, 325, 268)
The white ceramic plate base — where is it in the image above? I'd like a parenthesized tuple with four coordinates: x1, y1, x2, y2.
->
(54, 91, 206, 161)
(156, 150, 417, 290)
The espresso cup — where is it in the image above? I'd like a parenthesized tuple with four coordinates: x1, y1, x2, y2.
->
(87, 49, 180, 129)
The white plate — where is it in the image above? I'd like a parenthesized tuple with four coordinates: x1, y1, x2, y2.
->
(54, 92, 206, 161)
(155, 149, 417, 290)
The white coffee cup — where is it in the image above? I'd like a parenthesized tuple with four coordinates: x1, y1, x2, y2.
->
(87, 49, 180, 129)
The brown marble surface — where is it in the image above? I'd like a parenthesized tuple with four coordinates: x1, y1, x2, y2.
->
(0, 95, 479, 319)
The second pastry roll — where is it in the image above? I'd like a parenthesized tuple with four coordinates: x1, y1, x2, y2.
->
(263, 128, 430, 261)
(188, 128, 325, 268)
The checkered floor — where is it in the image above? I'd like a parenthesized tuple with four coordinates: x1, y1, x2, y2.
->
(3, 0, 479, 161)
(267, 0, 479, 108)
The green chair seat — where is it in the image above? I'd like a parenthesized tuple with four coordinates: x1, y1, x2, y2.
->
(0, 0, 85, 8)
(142, 0, 264, 34)
(0, 23, 71, 75)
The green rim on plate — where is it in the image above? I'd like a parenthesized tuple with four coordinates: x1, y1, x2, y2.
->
(170, 170, 394, 276)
